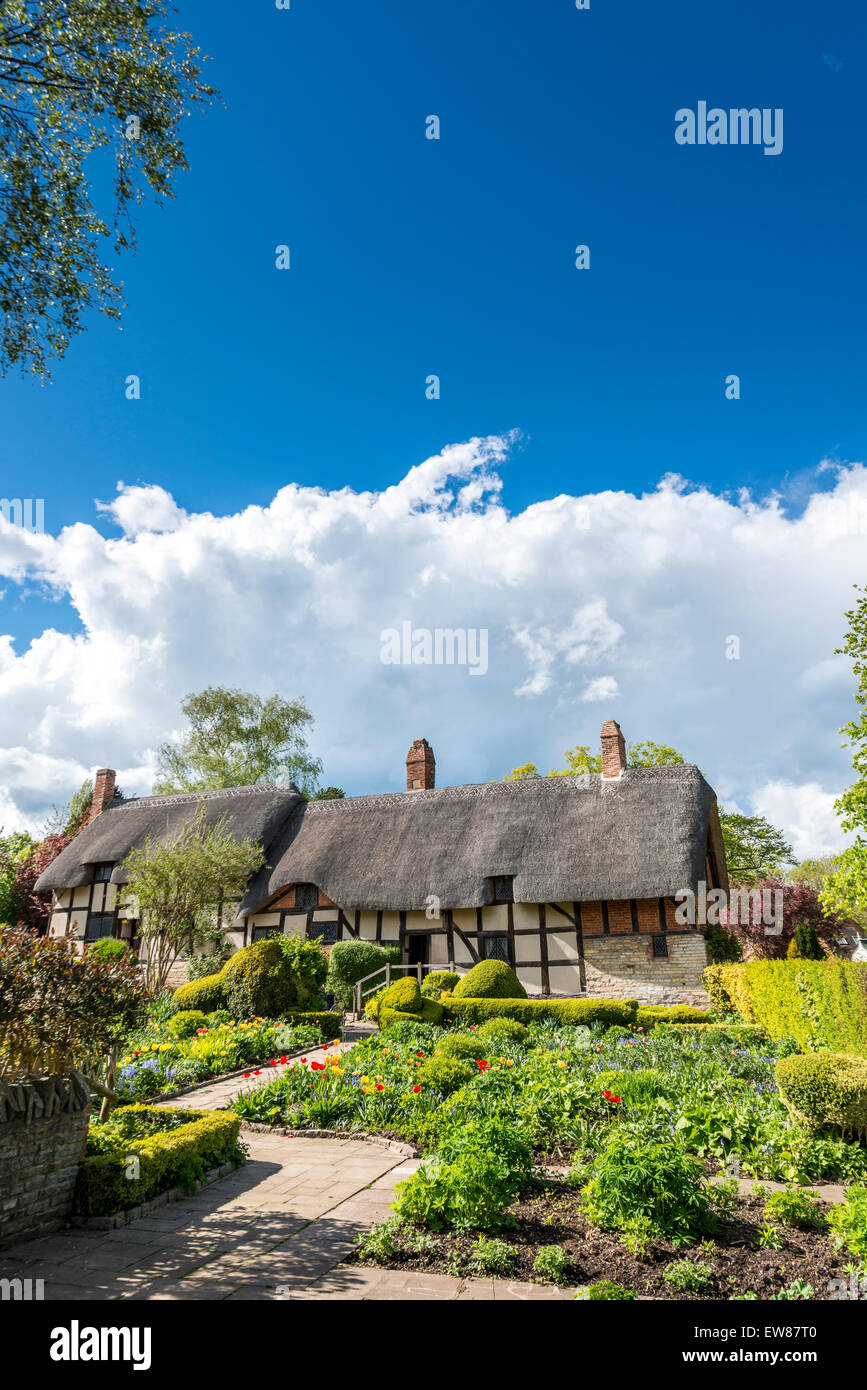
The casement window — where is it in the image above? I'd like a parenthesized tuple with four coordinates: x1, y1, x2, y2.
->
(307, 920, 339, 945)
(489, 875, 514, 904)
(294, 883, 319, 910)
(84, 915, 115, 942)
(251, 925, 281, 942)
(92, 862, 114, 883)
(483, 933, 510, 964)
(652, 934, 669, 959)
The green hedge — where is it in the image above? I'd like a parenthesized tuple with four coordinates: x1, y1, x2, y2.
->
(421, 970, 460, 999)
(172, 972, 226, 1013)
(283, 1010, 342, 1036)
(75, 1106, 241, 1216)
(452, 960, 527, 1000)
(325, 940, 401, 1009)
(635, 1005, 711, 1028)
(704, 960, 867, 1054)
(444, 997, 638, 1027)
(775, 1053, 867, 1138)
(380, 998, 444, 1029)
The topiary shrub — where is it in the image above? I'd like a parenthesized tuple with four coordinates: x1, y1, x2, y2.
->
(435, 1033, 487, 1061)
(636, 1004, 711, 1028)
(380, 998, 444, 1029)
(774, 1052, 867, 1139)
(380, 976, 423, 1013)
(274, 933, 328, 1008)
(477, 1016, 527, 1047)
(325, 940, 401, 1009)
(451, 959, 527, 1000)
(172, 972, 226, 1014)
(445, 996, 637, 1028)
(417, 1054, 476, 1093)
(221, 939, 301, 1019)
(167, 1009, 210, 1040)
(421, 970, 460, 999)
(87, 936, 129, 962)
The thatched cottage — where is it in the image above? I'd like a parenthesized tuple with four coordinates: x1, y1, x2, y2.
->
(36, 722, 727, 1004)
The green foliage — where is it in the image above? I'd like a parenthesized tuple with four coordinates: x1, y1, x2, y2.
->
(310, 787, 345, 800)
(381, 976, 423, 1013)
(532, 1245, 574, 1285)
(76, 1105, 241, 1216)
(775, 1053, 867, 1138)
(0, 924, 144, 1076)
(446, 996, 637, 1028)
(171, 973, 226, 1014)
(222, 939, 302, 1020)
(380, 998, 444, 1029)
(393, 1119, 531, 1230)
(663, 1258, 714, 1293)
(86, 936, 129, 962)
(768, 1280, 814, 1301)
(325, 940, 401, 1009)
(575, 1281, 636, 1301)
(505, 737, 683, 782)
(582, 1131, 720, 1247)
(703, 922, 743, 964)
(794, 921, 824, 960)
(154, 686, 322, 795)
(476, 1017, 527, 1047)
(355, 1221, 398, 1264)
(418, 1054, 476, 1093)
(470, 1236, 518, 1274)
(166, 1010, 209, 1041)
(636, 1005, 710, 1028)
(821, 586, 867, 922)
(435, 1033, 487, 1061)
(452, 960, 527, 1000)
(0, 0, 217, 379)
(828, 1186, 867, 1262)
(123, 805, 265, 993)
(282, 1010, 342, 1038)
(719, 809, 795, 886)
(421, 970, 460, 999)
(186, 941, 232, 981)
(705, 959, 867, 1054)
(0, 830, 33, 924)
(763, 1186, 826, 1231)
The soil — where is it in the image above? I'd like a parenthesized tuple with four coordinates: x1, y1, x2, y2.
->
(346, 1175, 849, 1300)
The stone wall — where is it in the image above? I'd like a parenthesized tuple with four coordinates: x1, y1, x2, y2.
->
(0, 1072, 91, 1248)
(583, 932, 709, 1007)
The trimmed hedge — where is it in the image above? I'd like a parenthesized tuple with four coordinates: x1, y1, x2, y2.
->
(444, 997, 638, 1028)
(380, 977, 422, 1013)
(421, 970, 460, 999)
(380, 998, 444, 1029)
(417, 1054, 476, 1093)
(283, 1010, 342, 1037)
(704, 960, 867, 1055)
(75, 1105, 241, 1216)
(476, 1017, 527, 1046)
(325, 940, 401, 1009)
(635, 1005, 710, 1028)
(775, 1053, 867, 1139)
(171, 972, 226, 1013)
(167, 1009, 209, 1040)
(452, 960, 527, 1000)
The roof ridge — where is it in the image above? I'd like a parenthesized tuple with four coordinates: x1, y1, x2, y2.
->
(111, 782, 300, 811)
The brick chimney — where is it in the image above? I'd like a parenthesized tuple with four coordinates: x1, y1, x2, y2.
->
(600, 721, 626, 780)
(406, 738, 435, 791)
(90, 768, 117, 819)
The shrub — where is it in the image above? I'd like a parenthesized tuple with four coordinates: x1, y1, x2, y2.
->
(763, 1186, 826, 1231)
(380, 998, 444, 1029)
(87, 936, 129, 962)
(794, 922, 824, 961)
(221, 939, 298, 1019)
(393, 1119, 531, 1230)
(421, 970, 460, 999)
(282, 1010, 342, 1037)
(470, 1236, 518, 1274)
(703, 922, 742, 964)
(663, 1258, 714, 1293)
(477, 1016, 527, 1047)
(171, 973, 226, 1014)
(581, 1131, 719, 1247)
(703, 959, 867, 1055)
(828, 1186, 867, 1262)
(325, 940, 401, 1009)
(636, 1004, 710, 1028)
(380, 976, 423, 1013)
(775, 1053, 867, 1138)
(575, 1281, 636, 1301)
(186, 940, 232, 981)
(445, 996, 637, 1028)
(451, 959, 527, 1000)
(533, 1245, 573, 1285)
(167, 1010, 210, 1041)
(75, 1105, 242, 1215)
(417, 1054, 476, 1093)
(435, 1033, 487, 1062)
(273, 933, 328, 1006)
(207, 1009, 235, 1026)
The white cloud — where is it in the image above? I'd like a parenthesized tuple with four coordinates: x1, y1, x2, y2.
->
(750, 779, 851, 861)
(0, 437, 864, 856)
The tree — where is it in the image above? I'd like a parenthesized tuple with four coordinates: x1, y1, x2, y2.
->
(0, 829, 32, 922)
(718, 809, 795, 887)
(154, 686, 324, 795)
(12, 832, 71, 931)
(0, 0, 216, 378)
(310, 786, 345, 801)
(822, 585, 867, 923)
(121, 807, 265, 993)
(719, 877, 849, 960)
(503, 737, 683, 781)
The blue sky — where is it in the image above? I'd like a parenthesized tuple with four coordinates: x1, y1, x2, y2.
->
(0, 0, 865, 846)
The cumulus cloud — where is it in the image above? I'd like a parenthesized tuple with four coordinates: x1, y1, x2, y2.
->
(0, 434, 864, 852)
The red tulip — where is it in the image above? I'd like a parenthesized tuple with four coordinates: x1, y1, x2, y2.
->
(243, 1072, 251, 1078)
(412, 1085, 421, 1093)
(477, 1059, 490, 1071)
(375, 1083, 384, 1091)
(279, 1055, 289, 1064)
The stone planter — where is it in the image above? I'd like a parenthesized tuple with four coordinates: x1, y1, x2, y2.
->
(0, 1070, 91, 1247)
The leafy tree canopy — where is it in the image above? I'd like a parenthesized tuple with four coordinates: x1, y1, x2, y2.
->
(310, 786, 345, 800)
(503, 738, 684, 781)
(718, 809, 795, 887)
(154, 686, 324, 795)
(0, 0, 216, 377)
(822, 585, 867, 922)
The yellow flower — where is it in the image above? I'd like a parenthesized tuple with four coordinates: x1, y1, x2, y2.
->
(361, 1085, 370, 1093)
(506, 1060, 514, 1068)
(557, 1061, 567, 1069)
(361, 1075, 370, 1084)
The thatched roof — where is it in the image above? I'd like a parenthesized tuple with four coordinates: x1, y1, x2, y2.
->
(242, 765, 723, 912)
(37, 765, 724, 914)
(35, 783, 304, 892)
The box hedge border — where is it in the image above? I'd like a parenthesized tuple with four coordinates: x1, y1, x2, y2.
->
(75, 1105, 242, 1217)
(442, 997, 638, 1028)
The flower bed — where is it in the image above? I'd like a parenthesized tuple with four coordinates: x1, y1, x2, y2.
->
(231, 1017, 867, 1300)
